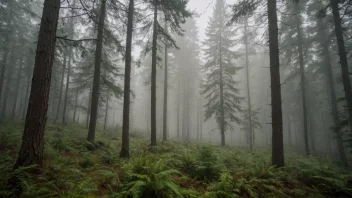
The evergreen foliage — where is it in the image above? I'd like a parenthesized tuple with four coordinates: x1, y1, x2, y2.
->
(202, 0, 242, 144)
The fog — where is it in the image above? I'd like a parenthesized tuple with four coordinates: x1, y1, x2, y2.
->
(1, 1, 352, 194)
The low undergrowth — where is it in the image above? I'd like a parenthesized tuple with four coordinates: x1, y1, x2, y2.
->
(0, 121, 351, 197)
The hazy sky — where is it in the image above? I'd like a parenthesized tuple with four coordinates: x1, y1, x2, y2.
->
(187, 0, 236, 40)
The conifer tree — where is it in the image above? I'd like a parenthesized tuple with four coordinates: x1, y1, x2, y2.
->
(202, 0, 242, 146)
(140, 0, 191, 146)
(13, 0, 61, 169)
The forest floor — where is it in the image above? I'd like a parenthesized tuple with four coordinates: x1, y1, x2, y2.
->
(0, 121, 352, 198)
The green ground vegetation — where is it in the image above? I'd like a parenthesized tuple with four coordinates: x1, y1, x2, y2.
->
(0, 121, 351, 197)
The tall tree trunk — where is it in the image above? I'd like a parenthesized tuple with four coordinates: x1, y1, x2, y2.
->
(219, 20, 225, 147)
(112, 108, 116, 128)
(318, 15, 348, 166)
(330, 0, 352, 167)
(54, 53, 67, 123)
(11, 47, 26, 119)
(177, 69, 181, 139)
(268, 0, 284, 167)
(197, 96, 200, 140)
(73, 89, 78, 122)
(163, 22, 168, 141)
(86, 87, 92, 129)
(1, 47, 16, 118)
(200, 96, 203, 140)
(62, 7, 74, 125)
(120, 0, 134, 158)
(150, 0, 158, 146)
(295, 8, 310, 156)
(13, 0, 60, 169)
(62, 54, 71, 124)
(87, 0, 106, 143)
(288, 115, 292, 146)
(244, 18, 253, 151)
(182, 82, 188, 140)
(104, 89, 109, 131)
(0, 1, 14, 111)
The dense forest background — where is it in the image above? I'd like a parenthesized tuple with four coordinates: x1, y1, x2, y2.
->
(1, 0, 352, 197)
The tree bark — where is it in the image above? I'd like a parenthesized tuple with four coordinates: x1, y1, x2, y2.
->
(150, 0, 158, 146)
(120, 0, 134, 158)
(87, 0, 106, 143)
(268, 0, 284, 167)
(163, 21, 168, 141)
(317, 15, 349, 167)
(330, 0, 351, 167)
(13, 0, 60, 169)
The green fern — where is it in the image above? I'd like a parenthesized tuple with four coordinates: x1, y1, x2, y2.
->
(119, 158, 192, 198)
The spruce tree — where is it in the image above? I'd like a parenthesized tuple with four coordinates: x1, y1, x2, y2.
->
(202, 0, 242, 146)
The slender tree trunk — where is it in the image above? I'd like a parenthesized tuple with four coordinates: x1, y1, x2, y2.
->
(288, 115, 292, 147)
(197, 96, 200, 140)
(120, 0, 134, 158)
(318, 16, 348, 166)
(200, 96, 203, 140)
(13, 0, 60, 169)
(11, 48, 26, 119)
(163, 22, 168, 141)
(244, 19, 253, 150)
(86, 88, 92, 129)
(330, 0, 352, 167)
(295, 9, 310, 156)
(55, 53, 67, 123)
(182, 82, 188, 140)
(87, 0, 107, 143)
(1, 47, 16, 118)
(0, 1, 14, 112)
(62, 54, 71, 125)
(73, 89, 78, 122)
(150, 0, 158, 146)
(268, 0, 284, 167)
(112, 108, 116, 128)
(177, 69, 181, 139)
(62, 8, 74, 125)
(219, 20, 225, 147)
(104, 89, 109, 131)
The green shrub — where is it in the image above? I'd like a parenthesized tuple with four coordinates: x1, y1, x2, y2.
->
(118, 157, 192, 198)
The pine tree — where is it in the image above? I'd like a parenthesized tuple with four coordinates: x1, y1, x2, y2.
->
(120, 0, 135, 158)
(267, 0, 284, 167)
(280, 0, 310, 155)
(202, 0, 242, 146)
(13, 0, 61, 169)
